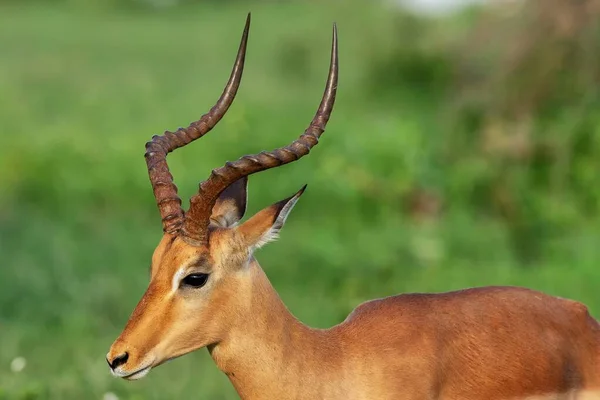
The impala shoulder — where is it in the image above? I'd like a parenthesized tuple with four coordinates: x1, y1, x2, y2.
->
(562, 297, 589, 313)
(556, 296, 595, 322)
(344, 293, 427, 323)
(518, 286, 593, 317)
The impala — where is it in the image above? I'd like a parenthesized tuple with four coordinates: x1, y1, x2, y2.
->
(107, 14, 600, 400)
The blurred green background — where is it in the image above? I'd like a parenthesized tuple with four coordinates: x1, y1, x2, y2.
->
(1, 0, 600, 398)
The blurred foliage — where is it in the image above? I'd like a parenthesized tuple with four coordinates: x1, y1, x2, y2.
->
(445, 0, 600, 262)
(1, 0, 600, 398)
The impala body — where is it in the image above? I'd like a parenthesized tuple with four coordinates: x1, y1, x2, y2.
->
(107, 14, 600, 400)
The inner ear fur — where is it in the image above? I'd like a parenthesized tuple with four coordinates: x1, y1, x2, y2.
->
(237, 185, 306, 249)
(210, 177, 248, 228)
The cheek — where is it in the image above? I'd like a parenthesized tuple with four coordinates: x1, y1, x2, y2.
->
(183, 283, 234, 333)
(150, 298, 195, 350)
(158, 296, 221, 353)
(158, 275, 242, 354)
(182, 289, 220, 326)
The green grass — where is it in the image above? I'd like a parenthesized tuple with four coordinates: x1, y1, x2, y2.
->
(1, 2, 599, 399)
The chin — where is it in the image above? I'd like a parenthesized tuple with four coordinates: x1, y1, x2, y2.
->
(110, 365, 153, 381)
(123, 366, 152, 380)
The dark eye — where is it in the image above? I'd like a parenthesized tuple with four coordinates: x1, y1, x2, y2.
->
(182, 273, 209, 288)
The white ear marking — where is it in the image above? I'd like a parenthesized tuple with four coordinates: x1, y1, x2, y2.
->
(253, 190, 302, 250)
(273, 193, 301, 230)
(253, 229, 280, 250)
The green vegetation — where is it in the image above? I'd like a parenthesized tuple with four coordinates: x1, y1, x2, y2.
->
(1, 0, 599, 398)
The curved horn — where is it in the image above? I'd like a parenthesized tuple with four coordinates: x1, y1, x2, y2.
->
(182, 23, 339, 245)
(144, 13, 251, 234)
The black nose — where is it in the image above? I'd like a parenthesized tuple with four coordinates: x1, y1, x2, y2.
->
(107, 352, 129, 369)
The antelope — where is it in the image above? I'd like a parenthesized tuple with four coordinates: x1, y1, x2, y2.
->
(107, 14, 600, 400)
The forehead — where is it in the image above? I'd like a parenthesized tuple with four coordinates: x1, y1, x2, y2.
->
(151, 235, 209, 277)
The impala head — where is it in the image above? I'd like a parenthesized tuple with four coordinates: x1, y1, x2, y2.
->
(106, 14, 338, 380)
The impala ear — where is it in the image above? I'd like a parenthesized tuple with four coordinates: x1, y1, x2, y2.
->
(237, 185, 306, 250)
(210, 177, 248, 228)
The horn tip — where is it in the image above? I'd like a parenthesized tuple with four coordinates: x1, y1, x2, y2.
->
(240, 12, 251, 42)
(331, 23, 338, 54)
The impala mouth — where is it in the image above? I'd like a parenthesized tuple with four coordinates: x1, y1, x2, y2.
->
(123, 366, 152, 380)
(110, 364, 153, 381)
(123, 366, 152, 381)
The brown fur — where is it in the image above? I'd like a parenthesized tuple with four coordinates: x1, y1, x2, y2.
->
(105, 16, 600, 398)
(107, 182, 600, 399)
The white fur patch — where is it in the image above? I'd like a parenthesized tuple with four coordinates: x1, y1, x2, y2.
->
(171, 267, 187, 294)
(254, 193, 301, 250)
(253, 229, 280, 249)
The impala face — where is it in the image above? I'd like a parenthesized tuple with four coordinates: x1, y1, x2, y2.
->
(106, 13, 338, 380)
(107, 178, 305, 380)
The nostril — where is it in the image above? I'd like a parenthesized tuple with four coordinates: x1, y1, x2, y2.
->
(107, 352, 129, 369)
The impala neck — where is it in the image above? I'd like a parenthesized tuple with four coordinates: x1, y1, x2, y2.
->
(208, 259, 343, 400)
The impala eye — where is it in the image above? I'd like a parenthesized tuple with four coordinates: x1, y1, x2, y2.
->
(182, 273, 209, 288)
